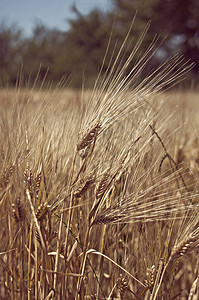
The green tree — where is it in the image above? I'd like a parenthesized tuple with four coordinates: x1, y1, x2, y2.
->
(63, 9, 112, 87)
(151, 0, 199, 73)
(1, 0, 198, 87)
(21, 23, 67, 85)
(112, 0, 199, 73)
(0, 23, 23, 85)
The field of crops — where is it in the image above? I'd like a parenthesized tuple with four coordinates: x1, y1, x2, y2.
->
(0, 36, 199, 299)
(0, 84, 199, 300)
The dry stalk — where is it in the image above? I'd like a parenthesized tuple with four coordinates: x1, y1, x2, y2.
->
(36, 202, 49, 221)
(170, 229, 199, 262)
(150, 259, 164, 300)
(145, 265, 156, 290)
(53, 205, 64, 293)
(95, 172, 110, 200)
(86, 249, 146, 287)
(188, 277, 199, 300)
(26, 189, 46, 250)
(74, 175, 95, 199)
(75, 225, 91, 299)
(0, 165, 14, 190)
(77, 123, 101, 157)
(150, 229, 199, 300)
(149, 124, 190, 194)
(34, 228, 38, 300)
(116, 274, 128, 298)
(27, 223, 33, 300)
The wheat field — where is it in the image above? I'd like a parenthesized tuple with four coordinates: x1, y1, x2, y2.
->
(0, 30, 199, 300)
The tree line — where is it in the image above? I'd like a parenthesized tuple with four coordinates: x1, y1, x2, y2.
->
(0, 0, 199, 88)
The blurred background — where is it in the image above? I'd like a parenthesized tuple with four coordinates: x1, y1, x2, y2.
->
(0, 0, 199, 88)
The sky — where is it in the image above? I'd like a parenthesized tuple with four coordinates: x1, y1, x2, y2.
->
(0, 0, 113, 36)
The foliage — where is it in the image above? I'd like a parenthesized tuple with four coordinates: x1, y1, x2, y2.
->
(0, 23, 23, 85)
(0, 0, 199, 87)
